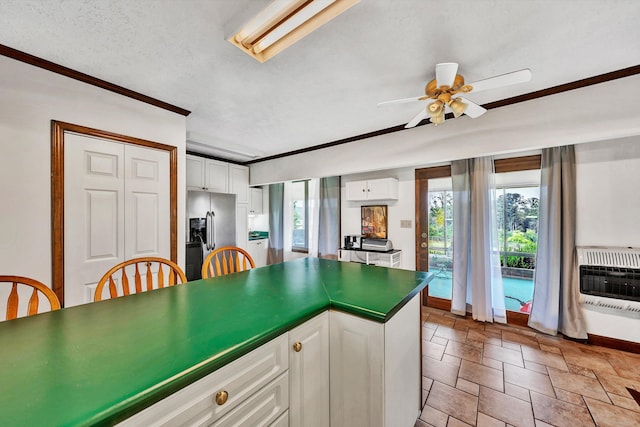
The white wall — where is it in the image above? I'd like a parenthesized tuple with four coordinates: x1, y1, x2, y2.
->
(575, 136, 640, 342)
(341, 168, 416, 270)
(0, 56, 187, 294)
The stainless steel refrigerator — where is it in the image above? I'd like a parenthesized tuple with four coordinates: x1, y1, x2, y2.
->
(186, 191, 236, 280)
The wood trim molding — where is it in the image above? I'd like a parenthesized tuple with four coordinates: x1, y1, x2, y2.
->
(246, 64, 640, 165)
(1, 44, 190, 117)
(494, 155, 541, 173)
(51, 121, 179, 306)
(587, 333, 640, 355)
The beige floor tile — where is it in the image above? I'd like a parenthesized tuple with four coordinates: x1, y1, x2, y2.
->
(606, 353, 640, 382)
(608, 392, 640, 413)
(431, 335, 450, 346)
(521, 346, 569, 371)
(554, 387, 586, 406)
(420, 404, 449, 427)
(504, 363, 555, 397)
(502, 330, 539, 349)
(534, 420, 555, 427)
(456, 377, 480, 396)
(459, 359, 504, 392)
(523, 360, 548, 375)
(482, 357, 503, 371)
(465, 338, 485, 349)
(478, 386, 535, 427)
(538, 343, 562, 354)
(445, 340, 483, 364)
(423, 326, 436, 341)
(562, 350, 618, 376)
(484, 343, 524, 367)
(548, 367, 611, 403)
(446, 416, 472, 427)
(442, 354, 462, 367)
(566, 363, 597, 378)
(425, 314, 456, 328)
(424, 340, 446, 360)
(435, 325, 469, 343)
(596, 372, 640, 397)
(423, 376, 434, 391)
(467, 328, 502, 343)
(505, 382, 531, 402)
(423, 356, 460, 387)
(454, 317, 485, 331)
(426, 381, 479, 426)
(530, 391, 595, 427)
(584, 396, 640, 427)
(477, 412, 506, 427)
(415, 418, 435, 427)
(501, 340, 521, 351)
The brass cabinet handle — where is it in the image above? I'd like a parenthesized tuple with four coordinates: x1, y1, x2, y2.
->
(293, 342, 302, 352)
(215, 390, 229, 405)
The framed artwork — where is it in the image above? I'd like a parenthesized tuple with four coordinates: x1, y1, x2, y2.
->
(361, 205, 388, 239)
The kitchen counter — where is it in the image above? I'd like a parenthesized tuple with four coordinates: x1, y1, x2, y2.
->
(0, 258, 431, 426)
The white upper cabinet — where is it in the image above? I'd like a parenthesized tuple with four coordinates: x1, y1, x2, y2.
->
(345, 177, 398, 201)
(249, 187, 263, 215)
(229, 165, 249, 204)
(186, 154, 228, 192)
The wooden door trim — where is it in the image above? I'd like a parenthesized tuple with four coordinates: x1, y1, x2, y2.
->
(51, 120, 178, 306)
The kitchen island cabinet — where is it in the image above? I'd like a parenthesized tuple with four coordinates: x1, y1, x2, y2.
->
(0, 258, 430, 426)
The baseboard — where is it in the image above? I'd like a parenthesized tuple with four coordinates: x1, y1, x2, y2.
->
(588, 333, 640, 354)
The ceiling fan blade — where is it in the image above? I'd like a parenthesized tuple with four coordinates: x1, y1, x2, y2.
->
(377, 96, 425, 107)
(404, 109, 428, 128)
(435, 62, 458, 87)
(456, 97, 487, 118)
(467, 68, 532, 93)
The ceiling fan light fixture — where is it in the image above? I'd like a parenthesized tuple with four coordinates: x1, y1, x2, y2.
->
(229, 0, 360, 62)
(427, 101, 445, 126)
(449, 98, 467, 118)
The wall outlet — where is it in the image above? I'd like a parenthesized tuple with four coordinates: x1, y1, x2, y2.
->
(400, 220, 412, 228)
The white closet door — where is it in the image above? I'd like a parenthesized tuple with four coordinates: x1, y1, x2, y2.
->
(64, 133, 125, 307)
(124, 145, 170, 260)
(64, 135, 170, 307)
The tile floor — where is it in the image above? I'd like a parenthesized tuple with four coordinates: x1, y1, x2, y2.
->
(415, 306, 640, 427)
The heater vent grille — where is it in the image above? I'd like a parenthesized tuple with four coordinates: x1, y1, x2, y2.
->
(577, 246, 640, 268)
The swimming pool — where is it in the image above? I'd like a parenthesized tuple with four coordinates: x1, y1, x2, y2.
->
(428, 275, 534, 313)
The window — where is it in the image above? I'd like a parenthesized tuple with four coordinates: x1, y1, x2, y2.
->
(427, 178, 453, 300)
(291, 180, 309, 252)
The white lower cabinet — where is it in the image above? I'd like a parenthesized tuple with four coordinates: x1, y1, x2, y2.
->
(117, 335, 288, 427)
(119, 301, 418, 427)
(247, 238, 268, 267)
(289, 312, 330, 427)
(330, 294, 421, 427)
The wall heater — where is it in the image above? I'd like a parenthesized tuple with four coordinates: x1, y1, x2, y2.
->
(577, 246, 640, 318)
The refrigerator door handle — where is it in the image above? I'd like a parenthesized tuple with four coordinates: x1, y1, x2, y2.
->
(211, 210, 216, 250)
(205, 211, 212, 251)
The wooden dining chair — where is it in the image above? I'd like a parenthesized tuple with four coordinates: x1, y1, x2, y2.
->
(94, 257, 187, 302)
(201, 246, 256, 279)
(1, 275, 61, 321)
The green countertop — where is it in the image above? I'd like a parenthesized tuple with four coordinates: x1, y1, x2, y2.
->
(0, 258, 431, 427)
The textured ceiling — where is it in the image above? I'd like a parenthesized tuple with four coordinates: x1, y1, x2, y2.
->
(0, 0, 639, 162)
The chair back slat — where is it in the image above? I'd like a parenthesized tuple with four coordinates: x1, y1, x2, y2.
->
(1, 276, 61, 321)
(27, 289, 40, 317)
(94, 257, 187, 302)
(158, 265, 165, 288)
(146, 262, 153, 291)
(108, 276, 118, 299)
(7, 283, 19, 320)
(202, 247, 256, 279)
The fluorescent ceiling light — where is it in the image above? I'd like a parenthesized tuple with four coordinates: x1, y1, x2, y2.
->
(229, 0, 359, 63)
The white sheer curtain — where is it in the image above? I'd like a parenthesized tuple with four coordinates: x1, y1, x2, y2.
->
(528, 146, 587, 338)
(267, 183, 284, 265)
(451, 157, 506, 323)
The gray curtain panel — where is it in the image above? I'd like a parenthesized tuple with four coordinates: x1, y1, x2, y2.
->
(451, 159, 472, 316)
(267, 183, 284, 265)
(317, 176, 341, 260)
(528, 146, 587, 339)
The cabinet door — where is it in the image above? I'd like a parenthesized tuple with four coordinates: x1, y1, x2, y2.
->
(289, 312, 329, 427)
(205, 160, 229, 193)
(229, 165, 249, 203)
(250, 188, 263, 215)
(345, 180, 368, 201)
(330, 310, 384, 427)
(247, 239, 268, 268)
(236, 204, 248, 251)
(186, 155, 205, 189)
(366, 178, 399, 200)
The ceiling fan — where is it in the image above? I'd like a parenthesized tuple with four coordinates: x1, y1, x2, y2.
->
(378, 63, 532, 128)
